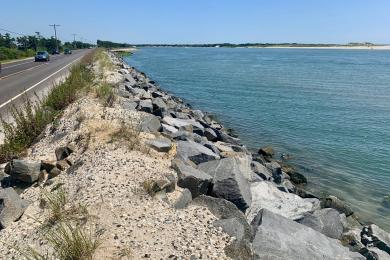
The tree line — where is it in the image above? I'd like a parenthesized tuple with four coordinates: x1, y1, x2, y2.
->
(0, 33, 94, 61)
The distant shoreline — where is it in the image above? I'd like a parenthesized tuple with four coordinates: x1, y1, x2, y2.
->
(252, 45, 390, 50)
(132, 43, 390, 50)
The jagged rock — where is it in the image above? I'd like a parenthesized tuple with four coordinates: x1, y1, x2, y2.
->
(246, 181, 320, 223)
(288, 171, 308, 185)
(172, 160, 212, 197)
(216, 130, 241, 145)
(138, 99, 153, 113)
(341, 229, 366, 252)
(56, 160, 70, 171)
(298, 208, 345, 239)
(162, 116, 204, 135)
(0, 188, 28, 228)
(40, 160, 56, 172)
(362, 224, 390, 255)
(174, 189, 192, 209)
(118, 89, 131, 98)
(48, 167, 61, 179)
(265, 161, 284, 184)
(321, 195, 354, 217)
(5, 159, 41, 183)
(139, 114, 162, 133)
(252, 153, 267, 165)
(204, 128, 218, 141)
(55, 145, 75, 161)
(161, 123, 178, 135)
(176, 140, 220, 165)
(163, 116, 191, 129)
(251, 209, 365, 260)
(251, 161, 272, 181)
(124, 74, 137, 86)
(122, 100, 138, 110)
(152, 97, 168, 117)
(214, 218, 254, 259)
(192, 195, 254, 259)
(118, 68, 128, 74)
(198, 157, 252, 212)
(146, 137, 172, 152)
(258, 146, 274, 158)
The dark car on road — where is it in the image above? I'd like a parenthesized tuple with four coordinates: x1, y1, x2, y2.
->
(64, 48, 72, 54)
(35, 51, 50, 62)
(51, 49, 60, 55)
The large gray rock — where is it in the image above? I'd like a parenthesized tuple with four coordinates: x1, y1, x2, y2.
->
(198, 157, 252, 212)
(251, 209, 365, 260)
(251, 161, 273, 181)
(265, 161, 284, 184)
(246, 181, 320, 223)
(204, 128, 218, 142)
(152, 97, 168, 117)
(191, 195, 254, 259)
(172, 160, 212, 197)
(176, 140, 220, 165)
(162, 116, 204, 134)
(216, 130, 241, 145)
(124, 74, 137, 86)
(298, 208, 345, 239)
(174, 188, 192, 209)
(161, 123, 178, 135)
(362, 224, 390, 255)
(138, 99, 153, 113)
(0, 188, 28, 228)
(321, 195, 354, 217)
(121, 99, 138, 111)
(5, 159, 41, 183)
(139, 114, 161, 133)
(146, 137, 172, 152)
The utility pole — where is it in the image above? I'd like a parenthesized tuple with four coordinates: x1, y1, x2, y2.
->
(49, 24, 60, 51)
(72, 33, 77, 49)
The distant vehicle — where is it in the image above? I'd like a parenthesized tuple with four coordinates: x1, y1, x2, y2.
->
(64, 48, 72, 54)
(51, 49, 60, 55)
(35, 51, 50, 62)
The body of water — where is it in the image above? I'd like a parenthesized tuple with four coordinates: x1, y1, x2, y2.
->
(125, 47, 390, 230)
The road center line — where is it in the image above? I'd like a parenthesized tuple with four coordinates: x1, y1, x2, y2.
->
(0, 55, 84, 109)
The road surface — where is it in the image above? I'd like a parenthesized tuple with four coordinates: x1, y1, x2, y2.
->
(0, 49, 90, 114)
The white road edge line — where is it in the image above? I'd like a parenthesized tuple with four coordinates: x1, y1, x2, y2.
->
(0, 55, 83, 109)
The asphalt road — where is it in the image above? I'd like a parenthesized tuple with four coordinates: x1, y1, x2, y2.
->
(0, 49, 90, 112)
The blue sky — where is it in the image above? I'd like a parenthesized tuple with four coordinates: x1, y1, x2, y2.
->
(1, 0, 389, 44)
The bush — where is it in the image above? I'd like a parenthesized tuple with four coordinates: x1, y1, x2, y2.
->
(0, 47, 35, 61)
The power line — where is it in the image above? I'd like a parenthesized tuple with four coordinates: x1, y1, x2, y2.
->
(0, 27, 28, 36)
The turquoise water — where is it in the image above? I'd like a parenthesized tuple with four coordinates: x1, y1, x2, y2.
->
(125, 47, 390, 230)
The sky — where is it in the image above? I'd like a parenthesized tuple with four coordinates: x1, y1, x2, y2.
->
(1, 0, 390, 44)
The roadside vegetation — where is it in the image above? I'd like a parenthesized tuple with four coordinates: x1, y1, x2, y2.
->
(0, 32, 94, 61)
(16, 188, 100, 260)
(0, 50, 96, 163)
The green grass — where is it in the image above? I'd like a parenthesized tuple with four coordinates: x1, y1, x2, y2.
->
(0, 47, 35, 61)
(95, 83, 116, 107)
(0, 50, 96, 163)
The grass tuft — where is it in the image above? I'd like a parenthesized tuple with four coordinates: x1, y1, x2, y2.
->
(44, 222, 101, 260)
(110, 120, 144, 151)
(95, 83, 116, 107)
